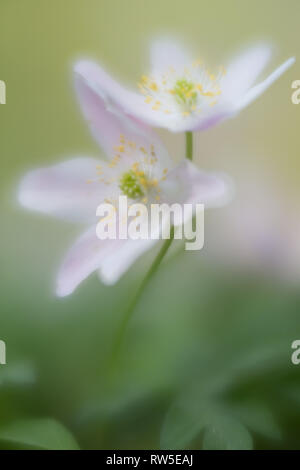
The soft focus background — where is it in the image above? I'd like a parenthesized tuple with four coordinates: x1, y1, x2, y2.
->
(0, 0, 300, 450)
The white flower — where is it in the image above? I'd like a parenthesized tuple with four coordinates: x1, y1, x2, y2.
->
(74, 38, 295, 133)
(19, 67, 231, 297)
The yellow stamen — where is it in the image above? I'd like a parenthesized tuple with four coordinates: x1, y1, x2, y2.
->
(114, 145, 125, 153)
(149, 82, 158, 91)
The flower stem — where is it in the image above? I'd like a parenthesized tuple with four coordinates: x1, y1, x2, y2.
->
(185, 131, 193, 161)
(108, 226, 175, 376)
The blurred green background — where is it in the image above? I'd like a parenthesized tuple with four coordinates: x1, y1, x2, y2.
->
(0, 0, 300, 450)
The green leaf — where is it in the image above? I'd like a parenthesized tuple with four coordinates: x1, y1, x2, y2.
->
(160, 402, 208, 450)
(233, 401, 281, 441)
(203, 414, 253, 450)
(0, 418, 80, 450)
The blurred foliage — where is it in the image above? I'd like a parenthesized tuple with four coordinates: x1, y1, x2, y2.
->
(0, 0, 300, 450)
(1, 256, 300, 449)
(0, 418, 79, 450)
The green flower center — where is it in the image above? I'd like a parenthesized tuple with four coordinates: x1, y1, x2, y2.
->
(119, 170, 144, 199)
(173, 78, 197, 105)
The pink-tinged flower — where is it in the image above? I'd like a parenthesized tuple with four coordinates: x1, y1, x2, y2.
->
(19, 68, 231, 297)
(74, 39, 295, 133)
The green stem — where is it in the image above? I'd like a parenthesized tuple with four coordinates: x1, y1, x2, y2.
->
(108, 226, 175, 374)
(185, 131, 193, 161)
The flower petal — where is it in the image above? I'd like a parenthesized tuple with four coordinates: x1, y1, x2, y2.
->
(74, 60, 171, 156)
(99, 238, 157, 286)
(223, 44, 272, 102)
(56, 226, 118, 296)
(19, 157, 112, 223)
(150, 37, 192, 72)
(162, 160, 233, 216)
(236, 57, 295, 111)
(189, 109, 235, 132)
(75, 58, 215, 134)
(57, 226, 158, 294)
